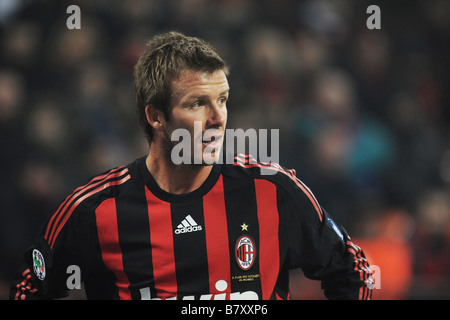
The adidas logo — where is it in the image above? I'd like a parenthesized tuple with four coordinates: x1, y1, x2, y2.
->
(175, 215, 202, 234)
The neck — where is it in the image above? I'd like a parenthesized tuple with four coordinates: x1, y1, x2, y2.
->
(145, 147, 213, 194)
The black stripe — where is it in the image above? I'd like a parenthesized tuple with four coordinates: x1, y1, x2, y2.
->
(171, 199, 209, 298)
(116, 184, 156, 300)
(222, 175, 262, 299)
(273, 186, 290, 300)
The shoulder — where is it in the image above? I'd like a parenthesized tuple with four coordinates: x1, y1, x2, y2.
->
(43, 159, 140, 248)
(222, 154, 324, 221)
(74, 164, 134, 208)
(223, 153, 304, 189)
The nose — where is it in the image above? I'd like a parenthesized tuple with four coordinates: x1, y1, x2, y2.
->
(206, 101, 226, 128)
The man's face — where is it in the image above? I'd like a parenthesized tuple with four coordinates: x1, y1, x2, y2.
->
(162, 69, 229, 165)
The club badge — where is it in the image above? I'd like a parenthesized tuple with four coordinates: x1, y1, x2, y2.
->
(235, 235, 255, 270)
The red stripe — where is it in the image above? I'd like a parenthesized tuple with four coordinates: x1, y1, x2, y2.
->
(95, 198, 132, 299)
(203, 175, 231, 296)
(255, 179, 280, 300)
(145, 187, 177, 299)
(14, 269, 34, 300)
(235, 154, 323, 222)
(346, 240, 372, 300)
(45, 167, 128, 245)
(49, 172, 131, 248)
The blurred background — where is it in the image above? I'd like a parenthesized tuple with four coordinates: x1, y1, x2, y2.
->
(0, 0, 449, 300)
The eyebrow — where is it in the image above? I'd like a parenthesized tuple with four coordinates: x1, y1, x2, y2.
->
(183, 89, 230, 104)
(189, 90, 229, 100)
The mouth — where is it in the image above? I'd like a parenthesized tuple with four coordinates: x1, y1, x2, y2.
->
(202, 130, 223, 149)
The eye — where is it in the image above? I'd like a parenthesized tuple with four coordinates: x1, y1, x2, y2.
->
(192, 100, 205, 108)
(218, 96, 228, 105)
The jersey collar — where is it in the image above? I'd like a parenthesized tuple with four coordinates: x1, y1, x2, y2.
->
(138, 156, 222, 203)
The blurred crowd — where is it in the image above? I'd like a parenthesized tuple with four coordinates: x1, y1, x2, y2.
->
(0, 0, 449, 299)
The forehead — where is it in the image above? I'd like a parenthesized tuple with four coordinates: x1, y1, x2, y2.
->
(171, 69, 229, 102)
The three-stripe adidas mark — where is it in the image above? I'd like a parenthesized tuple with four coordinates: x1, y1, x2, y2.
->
(175, 215, 202, 234)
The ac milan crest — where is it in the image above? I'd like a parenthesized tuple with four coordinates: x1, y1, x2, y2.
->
(235, 235, 255, 270)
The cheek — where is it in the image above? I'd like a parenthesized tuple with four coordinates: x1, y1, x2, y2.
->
(222, 108, 228, 124)
(167, 117, 203, 144)
(175, 109, 209, 129)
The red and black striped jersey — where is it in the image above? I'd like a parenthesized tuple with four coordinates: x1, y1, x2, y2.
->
(10, 154, 373, 300)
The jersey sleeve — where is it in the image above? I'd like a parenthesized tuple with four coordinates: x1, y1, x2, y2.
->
(280, 170, 373, 300)
(9, 199, 91, 300)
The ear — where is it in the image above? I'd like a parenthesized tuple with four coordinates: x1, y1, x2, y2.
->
(145, 104, 164, 130)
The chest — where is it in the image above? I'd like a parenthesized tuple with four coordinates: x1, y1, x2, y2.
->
(95, 179, 284, 299)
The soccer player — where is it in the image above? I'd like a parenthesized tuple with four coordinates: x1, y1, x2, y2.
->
(10, 32, 373, 300)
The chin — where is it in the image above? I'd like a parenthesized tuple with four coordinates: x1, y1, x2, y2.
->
(193, 147, 223, 166)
